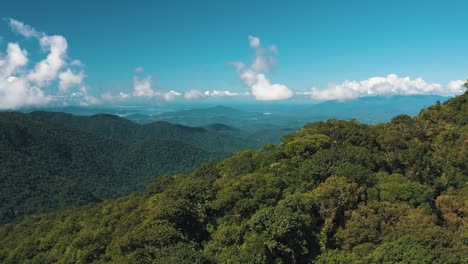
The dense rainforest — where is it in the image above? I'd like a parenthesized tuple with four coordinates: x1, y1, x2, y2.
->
(0, 113, 227, 225)
(0, 91, 467, 263)
(29, 111, 262, 153)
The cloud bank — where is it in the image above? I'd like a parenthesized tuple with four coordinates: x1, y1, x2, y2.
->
(308, 74, 466, 101)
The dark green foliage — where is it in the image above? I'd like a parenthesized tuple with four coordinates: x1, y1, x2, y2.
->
(0, 113, 225, 225)
(368, 173, 432, 208)
(30, 111, 261, 153)
(0, 92, 467, 263)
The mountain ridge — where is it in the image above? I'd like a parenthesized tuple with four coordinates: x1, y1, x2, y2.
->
(30, 111, 262, 153)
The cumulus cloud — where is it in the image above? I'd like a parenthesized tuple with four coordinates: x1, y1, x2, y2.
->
(0, 73, 50, 109)
(250, 74, 293, 100)
(27, 35, 68, 85)
(58, 69, 85, 92)
(119, 92, 130, 99)
(251, 49, 276, 73)
(71, 59, 83, 66)
(67, 87, 98, 104)
(0, 42, 51, 109)
(0, 19, 91, 108)
(248, 36, 260, 48)
(8, 18, 42, 38)
(232, 36, 294, 101)
(133, 76, 155, 97)
(446, 80, 466, 94)
(228, 61, 245, 71)
(184, 89, 205, 99)
(158, 90, 181, 101)
(308, 74, 466, 101)
(76, 86, 100, 105)
(0, 42, 28, 77)
(135, 66, 144, 73)
(132, 74, 182, 101)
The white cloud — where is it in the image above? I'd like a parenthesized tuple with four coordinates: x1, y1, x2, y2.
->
(158, 90, 181, 101)
(231, 36, 294, 101)
(133, 76, 155, 97)
(308, 74, 466, 101)
(68, 86, 99, 105)
(251, 47, 276, 73)
(248, 36, 260, 48)
(309, 85, 359, 101)
(119, 92, 130, 99)
(135, 66, 144, 73)
(77, 86, 100, 105)
(58, 69, 84, 92)
(101, 91, 130, 102)
(71, 59, 84, 66)
(228, 61, 245, 71)
(184, 89, 205, 99)
(184, 89, 248, 99)
(0, 74, 50, 109)
(0, 42, 51, 109)
(0, 19, 92, 108)
(0, 43, 28, 77)
(132, 75, 181, 101)
(250, 74, 294, 101)
(446, 80, 466, 94)
(204, 90, 246, 97)
(8, 18, 42, 38)
(27, 35, 68, 85)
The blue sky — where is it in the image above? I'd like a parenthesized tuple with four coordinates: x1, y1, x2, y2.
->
(0, 0, 467, 108)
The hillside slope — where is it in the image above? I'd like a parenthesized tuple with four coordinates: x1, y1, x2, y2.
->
(0, 113, 224, 225)
(0, 92, 466, 263)
(30, 111, 261, 152)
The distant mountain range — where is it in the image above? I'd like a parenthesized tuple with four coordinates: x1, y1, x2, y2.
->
(304, 95, 449, 123)
(16, 95, 450, 147)
(21, 95, 449, 125)
(121, 95, 450, 144)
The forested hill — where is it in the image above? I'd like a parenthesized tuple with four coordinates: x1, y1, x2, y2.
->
(30, 111, 262, 153)
(0, 113, 226, 225)
(1, 92, 467, 263)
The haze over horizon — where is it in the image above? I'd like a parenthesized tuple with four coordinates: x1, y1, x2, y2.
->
(1, 0, 467, 109)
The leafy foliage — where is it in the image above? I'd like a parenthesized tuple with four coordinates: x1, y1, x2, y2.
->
(0, 113, 225, 224)
(30, 111, 261, 153)
(0, 91, 467, 263)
